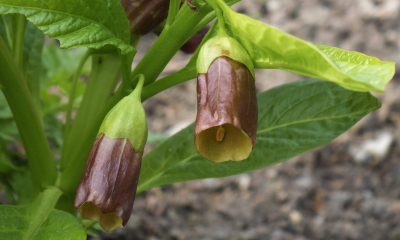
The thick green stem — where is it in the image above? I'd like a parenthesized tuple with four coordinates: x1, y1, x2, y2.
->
(205, 0, 227, 35)
(140, 0, 240, 101)
(141, 67, 196, 101)
(59, 53, 122, 196)
(0, 37, 56, 197)
(2, 15, 13, 48)
(10, 14, 27, 70)
(64, 49, 92, 141)
(131, 4, 213, 87)
(165, 0, 181, 30)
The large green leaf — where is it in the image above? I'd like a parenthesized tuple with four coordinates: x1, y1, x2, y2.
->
(0, 0, 134, 54)
(137, 79, 380, 192)
(217, 2, 394, 92)
(0, 187, 86, 240)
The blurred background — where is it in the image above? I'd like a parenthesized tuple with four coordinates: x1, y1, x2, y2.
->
(0, 0, 397, 239)
(95, 0, 400, 239)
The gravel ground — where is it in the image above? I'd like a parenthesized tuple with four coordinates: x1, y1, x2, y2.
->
(95, 1, 400, 239)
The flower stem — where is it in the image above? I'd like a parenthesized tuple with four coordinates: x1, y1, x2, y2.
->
(10, 14, 27, 70)
(165, 0, 181, 30)
(141, 67, 197, 101)
(64, 49, 92, 142)
(59, 53, 122, 197)
(130, 3, 211, 87)
(205, 0, 227, 35)
(0, 37, 57, 197)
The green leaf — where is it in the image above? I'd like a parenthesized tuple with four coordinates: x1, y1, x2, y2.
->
(147, 131, 170, 144)
(0, 153, 17, 174)
(0, 0, 134, 54)
(137, 79, 380, 192)
(23, 22, 44, 100)
(217, 2, 395, 92)
(0, 119, 17, 141)
(42, 43, 88, 79)
(0, 187, 86, 240)
(7, 167, 33, 205)
(41, 43, 89, 116)
(0, 90, 12, 119)
(0, 91, 17, 142)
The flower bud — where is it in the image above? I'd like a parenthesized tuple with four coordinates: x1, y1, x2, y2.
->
(195, 36, 258, 163)
(75, 77, 147, 232)
(120, 0, 170, 35)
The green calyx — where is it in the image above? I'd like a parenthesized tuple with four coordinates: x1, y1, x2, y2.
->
(98, 75, 148, 152)
(197, 35, 255, 79)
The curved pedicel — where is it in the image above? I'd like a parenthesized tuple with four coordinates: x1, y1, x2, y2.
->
(119, 0, 170, 35)
(74, 134, 142, 232)
(195, 56, 258, 163)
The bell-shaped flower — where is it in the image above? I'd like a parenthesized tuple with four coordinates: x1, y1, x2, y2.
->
(75, 76, 147, 232)
(195, 35, 258, 163)
(119, 0, 170, 35)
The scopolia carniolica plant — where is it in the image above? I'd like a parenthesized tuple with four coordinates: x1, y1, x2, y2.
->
(0, 0, 395, 238)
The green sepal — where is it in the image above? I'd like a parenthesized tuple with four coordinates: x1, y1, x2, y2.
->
(98, 76, 148, 152)
(197, 35, 255, 79)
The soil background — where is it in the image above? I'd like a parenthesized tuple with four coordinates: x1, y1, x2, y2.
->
(96, 0, 400, 239)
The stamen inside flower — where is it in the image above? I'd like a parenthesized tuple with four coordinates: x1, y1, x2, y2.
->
(216, 125, 225, 142)
(196, 123, 253, 162)
(79, 202, 123, 232)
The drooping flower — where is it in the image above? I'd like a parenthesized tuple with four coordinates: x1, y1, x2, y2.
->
(195, 35, 258, 163)
(74, 134, 142, 232)
(75, 76, 147, 232)
(119, 0, 170, 35)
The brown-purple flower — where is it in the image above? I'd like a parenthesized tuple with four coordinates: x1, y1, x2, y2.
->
(195, 36, 258, 162)
(75, 76, 147, 232)
(75, 134, 142, 232)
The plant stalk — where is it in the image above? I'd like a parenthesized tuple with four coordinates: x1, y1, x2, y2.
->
(141, 67, 196, 101)
(0, 37, 57, 197)
(205, 0, 227, 35)
(59, 53, 122, 197)
(64, 49, 92, 141)
(130, 3, 213, 87)
(165, 0, 181, 30)
(10, 14, 27, 69)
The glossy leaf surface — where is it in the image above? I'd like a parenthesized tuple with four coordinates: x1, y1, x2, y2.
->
(137, 79, 380, 192)
(0, 0, 134, 54)
(218, 2, 394, 92)
(0, 187, 86, 240)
